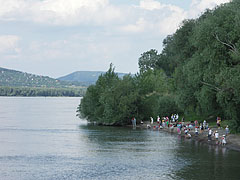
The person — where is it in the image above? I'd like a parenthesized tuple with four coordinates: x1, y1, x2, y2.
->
(225, 125, 229, 135)
(203, 120, 207, 129)
(177, 126, 181, 134)
(195, 126, 199, 135)
(150, 117, 154, 124)
(194, 120, 198, 127)
(157, 116, 160, 124)
(200, 123, 203, 133)
(222, 135, 227, 145)
(132, 117, 136, 128)
(217, 117, 221, 129)
(176, 114, 179, 122)
(208, 128, 212, 141)
(162, 120, 166, 128)
(214, 131, 219, 144)
(171, 114, 174, 122)
(181, 116, 185, 122)
(177, 123, 181, 134)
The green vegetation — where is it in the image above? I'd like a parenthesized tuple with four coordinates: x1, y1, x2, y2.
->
(78, 64, 180, 125)
(0, 86, 85, 97)
(78, 0, 240, 132)
(0, 67, 86, 97)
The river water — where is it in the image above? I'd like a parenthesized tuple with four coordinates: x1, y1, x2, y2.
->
(0, 97, 240, 180)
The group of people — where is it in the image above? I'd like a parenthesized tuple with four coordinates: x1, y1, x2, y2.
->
(207, 128, 227, 145)
(146, 115, 229, 146)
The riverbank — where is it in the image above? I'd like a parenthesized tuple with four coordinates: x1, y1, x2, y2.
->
(135, 122, 240, 152)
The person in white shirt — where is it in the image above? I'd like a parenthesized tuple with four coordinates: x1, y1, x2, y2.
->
(208, 128, 212, 141)
(222, 135, 227, 145)
(157, 116, 160, 124)
(214, 131, 219, 144)
(195, 126, 199, 135)
(150, 117, 153, 124)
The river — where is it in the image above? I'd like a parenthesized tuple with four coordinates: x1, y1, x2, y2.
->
(0, 97, 240, 180)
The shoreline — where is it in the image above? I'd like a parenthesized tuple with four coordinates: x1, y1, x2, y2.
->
(134, 122, 240, 152)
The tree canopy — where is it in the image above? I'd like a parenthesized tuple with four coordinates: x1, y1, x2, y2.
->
(78, 0, 240, 132)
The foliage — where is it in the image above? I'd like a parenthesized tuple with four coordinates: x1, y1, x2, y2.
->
(0, 86, 85, 97)
(79, 64, 141, 125)
(138, 49, 159, 72)
(79, 64, 176, 125)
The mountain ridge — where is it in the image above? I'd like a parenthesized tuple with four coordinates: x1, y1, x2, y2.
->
(58, 71, 128, 86)
(0, 67, 82, 88)
(0, 67, 129, 87)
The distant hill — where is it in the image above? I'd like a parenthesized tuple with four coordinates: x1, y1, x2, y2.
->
(58, 71, 128, 86)
(0, 67, 83, 88)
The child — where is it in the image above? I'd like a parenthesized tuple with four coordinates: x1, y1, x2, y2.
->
(222, 135, 227, 145)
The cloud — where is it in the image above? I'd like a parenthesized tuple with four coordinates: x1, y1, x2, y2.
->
(139, 0, 165, 10)
(189, 0, 231, 17)
(0, 0, 122, 26)
(121, 0, 187, 35)
(0, 35, 20, 54)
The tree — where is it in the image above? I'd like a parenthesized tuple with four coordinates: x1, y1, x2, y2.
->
(138, 49, 159, 72)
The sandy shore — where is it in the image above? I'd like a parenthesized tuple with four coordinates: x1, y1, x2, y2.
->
(136, 122, 240, 152)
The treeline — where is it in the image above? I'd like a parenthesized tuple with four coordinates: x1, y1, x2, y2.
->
(78, 0, 240, 132)
(0, 86, 86, 97)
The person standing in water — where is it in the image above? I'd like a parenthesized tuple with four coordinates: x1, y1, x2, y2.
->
(150, 117, 154, 124)
(222, 135, 227, 145)
(208, 128, 212, 141)
(214, 131, 219, 144)
(225, 125, 229, 135)
(132, 117, 136, 128)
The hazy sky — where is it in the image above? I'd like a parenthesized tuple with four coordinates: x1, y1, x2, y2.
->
(0, 0, 230, 78)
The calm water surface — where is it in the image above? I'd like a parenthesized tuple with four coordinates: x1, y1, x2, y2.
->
(0, 97, 240, 180)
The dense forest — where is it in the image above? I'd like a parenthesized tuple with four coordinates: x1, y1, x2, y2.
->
(0, 86, 86, 97)
(78, 0, 240, 132)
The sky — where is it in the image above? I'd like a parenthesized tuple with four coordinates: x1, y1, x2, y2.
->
(0, 0, 231, 78)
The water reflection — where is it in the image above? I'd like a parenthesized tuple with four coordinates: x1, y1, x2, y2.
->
(173, 137, 240, 180)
